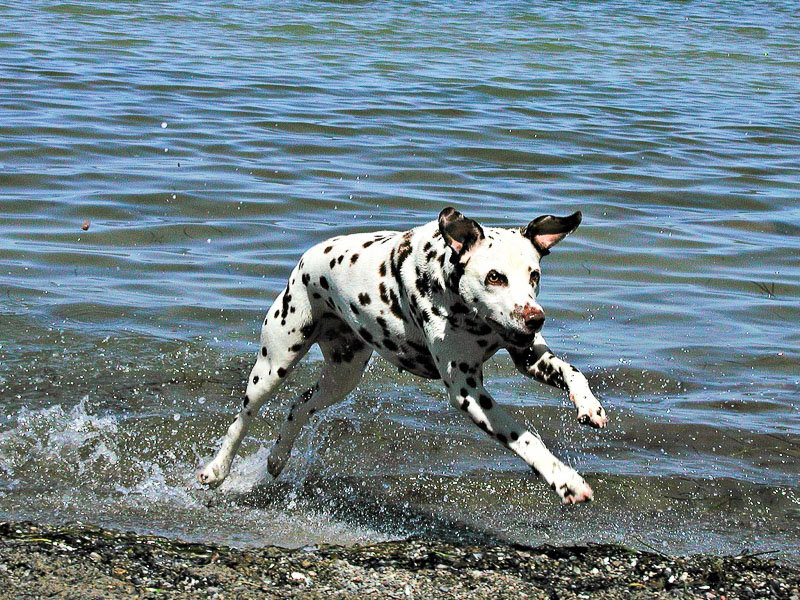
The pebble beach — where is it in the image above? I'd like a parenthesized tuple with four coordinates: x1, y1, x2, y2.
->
(1, 521, 798, 600)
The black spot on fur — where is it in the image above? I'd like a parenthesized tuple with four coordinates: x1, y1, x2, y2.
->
(359, 292, 371, 305)
(330, 258, 336, 269)
(350, 302, 360, 315)
(379, 261, 387, 277)
(324, 246, 333, 254)
(383, 338, 398, 352)
(280, 293, 292, 320)
(460, 387, 468, 397)
(277, 367, 287, 378)
(379, 282, 390, 304)
(358, 328, 373, 343)
(496, 433, 508, 446)
(319, 276, 329, 289)
(407, 340, 428, 354)
(376, 316, 390, 335)
(289, 343, 304, 352)
(395, 236, 412, 273)
(252, 376, 259, 384)
(388, 289, 404, 321)
(471, 323, 493, 336)
(243, 395, 250, 408)
(478, 394, 493, 410)
(466, 377, 476, 388)
(261, 346, 267, 357)
(458, 362, 469, 373)
(460, 398, 470, 411)
(350, 253, 359, 264)
(415, 273, 430, 296)
(363, 240, 374, 248)
(510, 431, 519, 441)
(451, 302, 469, 314)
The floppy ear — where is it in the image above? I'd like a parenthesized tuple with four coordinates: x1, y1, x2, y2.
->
(438, 207, 484, 260)
(523, 211, 582, 255)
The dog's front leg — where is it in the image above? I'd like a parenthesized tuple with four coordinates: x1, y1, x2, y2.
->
(509, 333, 607, 429)
(439, 358, 593, 504)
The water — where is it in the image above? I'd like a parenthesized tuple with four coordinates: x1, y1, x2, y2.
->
(1, 0, 799, 560)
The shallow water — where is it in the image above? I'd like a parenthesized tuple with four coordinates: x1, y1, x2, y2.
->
(1, 1, 799, 560)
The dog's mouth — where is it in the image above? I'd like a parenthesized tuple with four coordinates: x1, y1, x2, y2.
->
(486, 317, 537, 348)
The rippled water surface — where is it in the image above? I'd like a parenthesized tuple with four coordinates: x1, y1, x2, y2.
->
(1, 1, 799, 560)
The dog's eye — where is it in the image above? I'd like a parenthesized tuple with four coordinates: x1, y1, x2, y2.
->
(530, 271, 540, 286)
(485, 270, 508, 286)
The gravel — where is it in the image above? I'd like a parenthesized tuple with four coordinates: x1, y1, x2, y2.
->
(1, 521, 797, 599)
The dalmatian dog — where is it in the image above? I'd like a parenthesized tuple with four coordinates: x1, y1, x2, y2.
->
(198, 208, 606, 504)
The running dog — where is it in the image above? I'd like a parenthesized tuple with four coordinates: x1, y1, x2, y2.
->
(198, 208, 606, 503)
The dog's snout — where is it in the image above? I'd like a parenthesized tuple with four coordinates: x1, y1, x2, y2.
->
(521, 304, 545, 330)
(525, 315, 545, 330)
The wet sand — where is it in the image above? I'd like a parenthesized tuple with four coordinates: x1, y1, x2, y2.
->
(1, 521, 797, 599)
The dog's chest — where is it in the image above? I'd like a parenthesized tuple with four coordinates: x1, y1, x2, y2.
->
(379, 337, 440, 379)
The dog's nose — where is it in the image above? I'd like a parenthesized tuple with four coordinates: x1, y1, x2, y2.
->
(525, 315, 545, 331)
(521, 304, 545, 331)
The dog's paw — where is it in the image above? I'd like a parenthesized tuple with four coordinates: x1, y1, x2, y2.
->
(552, 469, 594, 504)
(197, 463, 228, 488)
(570, 390, 607, 429)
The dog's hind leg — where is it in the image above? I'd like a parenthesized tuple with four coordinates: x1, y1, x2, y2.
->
(198, 272, 319, 487)
(266, 324, 372, 478)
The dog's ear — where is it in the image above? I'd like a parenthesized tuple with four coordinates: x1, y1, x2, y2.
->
(439, 207, 484, 260)
(523, 211, 582, 255)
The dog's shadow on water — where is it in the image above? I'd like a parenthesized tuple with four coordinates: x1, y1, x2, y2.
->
(230, 472, 531, 547)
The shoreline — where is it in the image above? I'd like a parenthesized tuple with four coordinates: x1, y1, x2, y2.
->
(1, 521, 797, 599)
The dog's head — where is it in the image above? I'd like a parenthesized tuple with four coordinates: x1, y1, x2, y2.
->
(438, 207, 581, 347)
